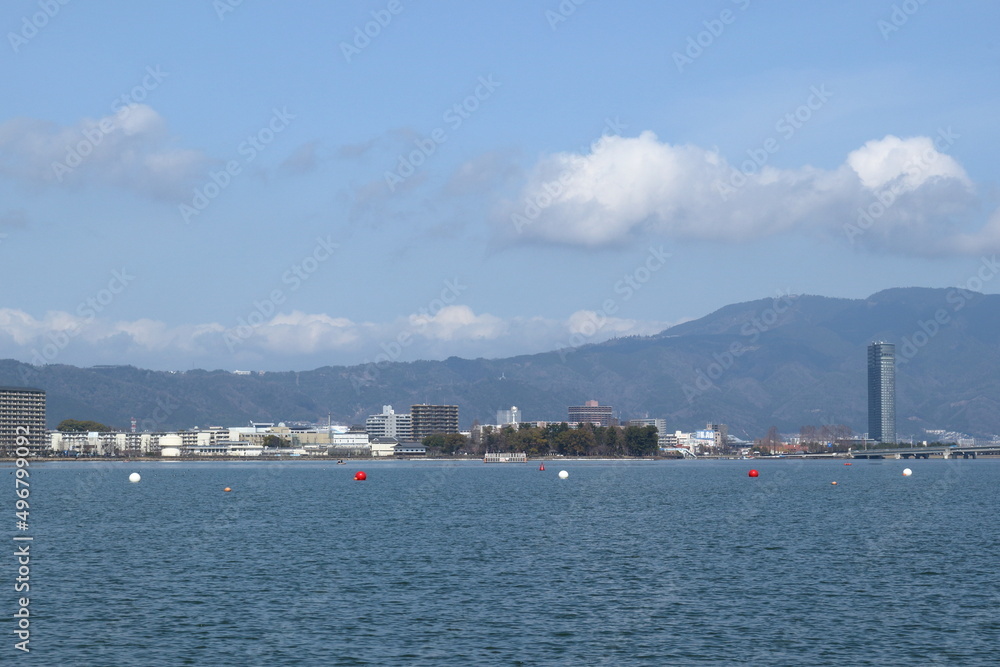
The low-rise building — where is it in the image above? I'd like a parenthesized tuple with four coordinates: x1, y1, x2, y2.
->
(186, 441, 264, 457)
(370, 437, 399, 457)
(394, 442, 427, 457)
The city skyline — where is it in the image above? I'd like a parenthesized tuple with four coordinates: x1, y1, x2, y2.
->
(1, 2, 999, 371)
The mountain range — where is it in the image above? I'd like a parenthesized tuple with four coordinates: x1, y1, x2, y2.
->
(3, 287, 998, 438)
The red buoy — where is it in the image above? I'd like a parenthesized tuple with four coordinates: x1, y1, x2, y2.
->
(539, 464, 545, 471)
(748, 469, 759, 478)
(354, 471, 367, 481)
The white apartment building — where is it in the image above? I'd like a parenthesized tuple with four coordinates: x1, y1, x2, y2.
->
(365, 405, 413, 441)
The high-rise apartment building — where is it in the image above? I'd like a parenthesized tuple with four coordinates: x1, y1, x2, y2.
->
(410, 404, 459, 440)
(0, 386, 47, 456)
(867, 342, 896, 444)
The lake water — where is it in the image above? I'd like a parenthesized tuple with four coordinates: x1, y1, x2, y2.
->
(9, 458, 1000, 665)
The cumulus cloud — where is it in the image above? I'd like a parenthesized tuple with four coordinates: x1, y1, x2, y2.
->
(408, 304, 507, 341)
(0, 305, 674, 370)
(846, 134, 969, 192)
(0, 105, 207, 199)
(503, 130, 990, 255)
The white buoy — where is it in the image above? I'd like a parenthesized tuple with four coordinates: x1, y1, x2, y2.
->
(558, 470, 569, 479)
(902, 468, 912, 477)
(128, 472, 141, 483)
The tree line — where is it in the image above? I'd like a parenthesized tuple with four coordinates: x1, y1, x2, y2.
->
(423, 423, 661, 457)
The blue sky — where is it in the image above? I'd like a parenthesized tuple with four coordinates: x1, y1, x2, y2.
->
(1, 0, 998, 371)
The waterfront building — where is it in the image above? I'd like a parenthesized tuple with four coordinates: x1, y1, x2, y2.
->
(394, 442, 427, 457)
(410, 404, 459, 440)
(705, 423, 728, 448)
(568, 400, 614, 427)
(868, 342, 896, 444)
(1, 386, 46, 456)
(366, 405, 413, 441)
(370, 437, 400, 457)
(50, 430, 124, 456)
(185, 441, 264, 457)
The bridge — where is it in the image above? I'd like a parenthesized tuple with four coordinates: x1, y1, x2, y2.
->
(851, 444, 1000, 459)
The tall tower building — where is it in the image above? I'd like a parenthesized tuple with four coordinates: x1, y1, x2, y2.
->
(867, 342, 896, 444)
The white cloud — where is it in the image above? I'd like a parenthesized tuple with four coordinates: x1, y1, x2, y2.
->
(846, 135, 969, 192)
(0, 105, 207, 199)
(567, 310, 669, 337)
(503, 131, 990, 255)
(0, 306, 674, 370)
(408, 305, 507, 341)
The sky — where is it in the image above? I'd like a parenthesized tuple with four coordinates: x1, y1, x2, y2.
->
(1, 0, 998, 372)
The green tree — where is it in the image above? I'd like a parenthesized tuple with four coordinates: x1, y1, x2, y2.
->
(57, 419, 114, 432)
(262, 434, 289, 448)
(624, 425, 659, 456)
(555, 427, 595, 456)
(511, 427, 548, 457)
(441, 433, 468, 455)
(422, 434, 446, 453)
(420, 433, 468, 455)
(603, 426, 626, 456)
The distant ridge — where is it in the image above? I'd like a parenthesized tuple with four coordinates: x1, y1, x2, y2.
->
(2, 287, 998, 438)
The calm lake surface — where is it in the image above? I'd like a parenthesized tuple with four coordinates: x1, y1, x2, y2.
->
(10, 458, 1000, 665)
